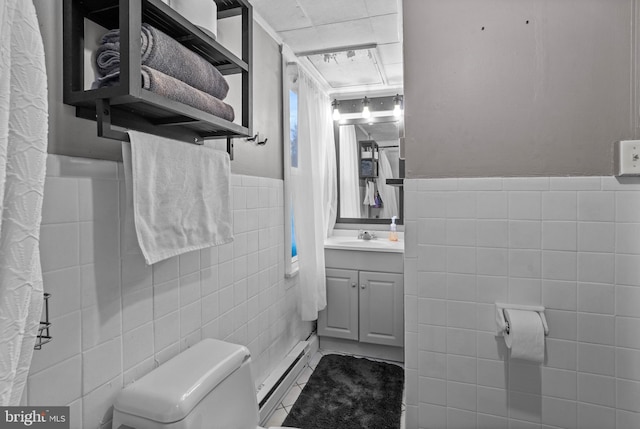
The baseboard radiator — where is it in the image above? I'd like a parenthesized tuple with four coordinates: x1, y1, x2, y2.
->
(257, 334, 318, 425)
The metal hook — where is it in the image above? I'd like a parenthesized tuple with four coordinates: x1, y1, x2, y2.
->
(246, 132, 268, 146)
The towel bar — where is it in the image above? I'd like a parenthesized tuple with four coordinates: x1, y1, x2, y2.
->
(94, 99, 235, 159)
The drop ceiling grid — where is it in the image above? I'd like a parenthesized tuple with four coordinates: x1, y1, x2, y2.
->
(251, 0, 403, 91)
(252, 0, 399, 49)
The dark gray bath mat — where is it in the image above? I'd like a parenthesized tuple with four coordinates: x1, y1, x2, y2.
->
(282, 354, 404, 429)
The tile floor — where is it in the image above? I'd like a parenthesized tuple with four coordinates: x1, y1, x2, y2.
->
(264, 349, 406, 428)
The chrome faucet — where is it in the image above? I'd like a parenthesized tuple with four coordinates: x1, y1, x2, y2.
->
(358, 230, 376, 240)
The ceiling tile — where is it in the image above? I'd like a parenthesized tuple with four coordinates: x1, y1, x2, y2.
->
(382, 63, 403, 85)
(364, 0, 398, 17)
(308, 48, 384, 88)
(356, 122, 401, 142)
(255, 0, 404, 91)
(377, 42, 403, 65)
(279, 26, 323, 53)
(251, 0, 312, 32)
(296, 0, 368, 26)
(307, 19, 375, 53)
(370, 14, 400, 44)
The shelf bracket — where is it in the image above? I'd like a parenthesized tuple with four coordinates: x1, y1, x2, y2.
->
(227, 137, 234, 160)
(96, 99, 130, 142)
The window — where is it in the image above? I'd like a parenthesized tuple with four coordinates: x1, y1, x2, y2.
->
(290, 90, 298, 168)
(284, 77, 299, 276)
(291, 207, 297, 259)
(289, 89, 299, 261)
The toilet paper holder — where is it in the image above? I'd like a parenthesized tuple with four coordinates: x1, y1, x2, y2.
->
(495, 303, 549, 337)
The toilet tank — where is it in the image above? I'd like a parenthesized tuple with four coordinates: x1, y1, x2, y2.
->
(112, 339, 260, 429)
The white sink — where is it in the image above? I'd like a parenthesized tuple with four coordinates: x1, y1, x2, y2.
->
(324, 235, 404, 253)
(336, 239, 394, 248)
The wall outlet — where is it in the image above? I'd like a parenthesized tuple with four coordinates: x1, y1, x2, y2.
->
(615, 140, 640, 176)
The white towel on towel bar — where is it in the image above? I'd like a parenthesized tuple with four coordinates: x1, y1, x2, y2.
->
(123, 131, 233, 265)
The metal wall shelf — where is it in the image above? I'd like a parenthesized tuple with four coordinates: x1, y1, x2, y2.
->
(63, 0, 253, 157)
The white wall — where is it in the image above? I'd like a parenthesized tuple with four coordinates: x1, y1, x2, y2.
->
(25, 155, 311, 429)
(404, 176, 640, 429)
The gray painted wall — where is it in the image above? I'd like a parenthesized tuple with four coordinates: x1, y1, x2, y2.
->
(33, 1, 283, 179)
(217, 17, 284, 179)
(403, 0, 638, 178)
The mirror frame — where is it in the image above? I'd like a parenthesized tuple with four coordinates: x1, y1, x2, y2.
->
(334, 114, 404, 225)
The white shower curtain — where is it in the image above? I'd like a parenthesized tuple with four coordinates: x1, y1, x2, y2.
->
(290, 65, 337, 321)
(0, 0, 48, 405)
(376, 149, 398, 219)
(339, 125, 361, 218)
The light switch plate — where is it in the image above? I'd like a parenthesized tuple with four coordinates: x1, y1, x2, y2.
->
(615, 140, 640, 176)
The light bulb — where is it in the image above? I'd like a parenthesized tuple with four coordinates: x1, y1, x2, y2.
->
(331, 99, 341, 121)
(361, 96, 371, 119)
(393, 94, 403, 117)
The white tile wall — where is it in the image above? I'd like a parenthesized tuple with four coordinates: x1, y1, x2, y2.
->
(405, 176, 640, 429)
(27, 155, 312, 429)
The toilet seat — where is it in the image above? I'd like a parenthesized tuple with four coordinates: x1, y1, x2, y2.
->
(258, 427, 300, 429)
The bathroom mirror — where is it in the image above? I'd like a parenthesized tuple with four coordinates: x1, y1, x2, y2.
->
(335, 105, 404, 225)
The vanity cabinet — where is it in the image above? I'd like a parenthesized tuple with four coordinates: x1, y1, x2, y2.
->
(318, 267, 404, 347)
(319, 269, 359, 341)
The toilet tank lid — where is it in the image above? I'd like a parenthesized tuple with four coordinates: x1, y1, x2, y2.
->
(114, 339, 251, 423)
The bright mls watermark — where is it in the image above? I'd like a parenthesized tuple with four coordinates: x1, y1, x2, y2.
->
(0, 407, 69, 428)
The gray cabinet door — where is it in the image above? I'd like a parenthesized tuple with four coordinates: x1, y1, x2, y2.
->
(318, 268, 359, 340)
(359, 271, 404, 347)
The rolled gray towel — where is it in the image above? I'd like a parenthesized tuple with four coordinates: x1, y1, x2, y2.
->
(94, 23, 229, 100)
(98, 65, 235, 122)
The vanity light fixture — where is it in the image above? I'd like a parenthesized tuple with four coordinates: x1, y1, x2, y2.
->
(332, 99, 341, 121)
(393, 94, 403, 118)
(362, 96, 371, 119)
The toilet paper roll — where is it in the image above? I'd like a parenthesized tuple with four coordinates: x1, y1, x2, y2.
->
(503, 309, 545, 363)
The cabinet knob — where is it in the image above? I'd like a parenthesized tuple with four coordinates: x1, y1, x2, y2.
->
(351, 282, 357, 288)
(361, 284, 366, 289)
